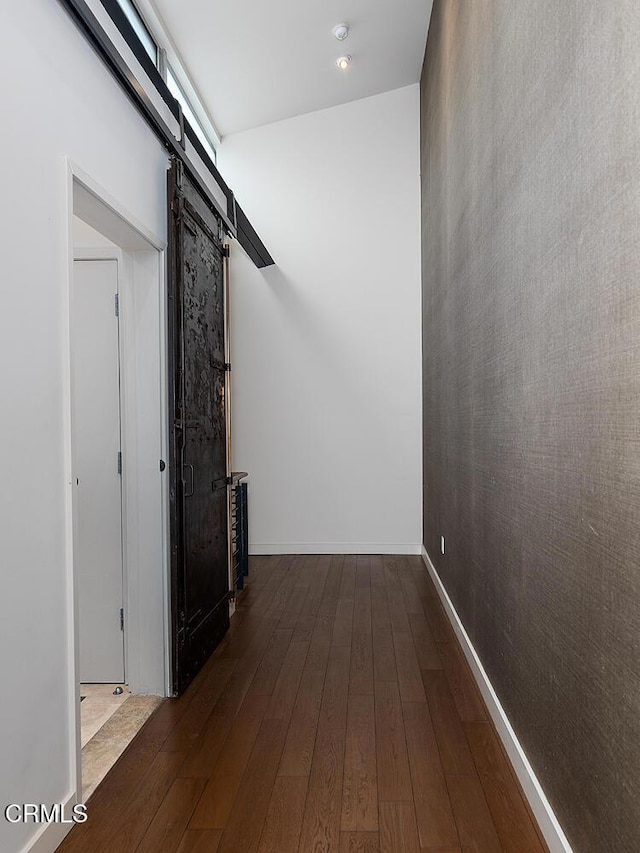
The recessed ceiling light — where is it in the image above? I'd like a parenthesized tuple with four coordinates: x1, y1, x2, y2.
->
(333, 23, 349, 41)
(336, 55, 352, 71)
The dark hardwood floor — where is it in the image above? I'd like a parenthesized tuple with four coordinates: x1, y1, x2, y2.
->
(57, 555, 548, 853)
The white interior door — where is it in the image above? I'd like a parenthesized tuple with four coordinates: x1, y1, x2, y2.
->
(73, 259, 125, 683)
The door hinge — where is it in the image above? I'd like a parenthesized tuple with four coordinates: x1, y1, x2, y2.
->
(120, 608, 124, 631)
(114, 293, 120, 317)
(225, 362, 232, 372)
(222, 244, 230, 258)
(117, 451, 122, 475)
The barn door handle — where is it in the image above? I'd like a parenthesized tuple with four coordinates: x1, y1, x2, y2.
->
(183, 463, 194, 497)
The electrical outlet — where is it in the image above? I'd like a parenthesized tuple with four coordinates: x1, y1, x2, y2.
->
(440, 535, 445, 555)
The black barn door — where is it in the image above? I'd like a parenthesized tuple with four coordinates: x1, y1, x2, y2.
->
(168, 158, 229, 695)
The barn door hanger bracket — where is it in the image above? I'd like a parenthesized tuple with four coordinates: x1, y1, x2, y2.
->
(176, 102, 186, 150)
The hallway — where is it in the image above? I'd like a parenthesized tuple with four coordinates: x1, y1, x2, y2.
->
(58, 555, 546, 853)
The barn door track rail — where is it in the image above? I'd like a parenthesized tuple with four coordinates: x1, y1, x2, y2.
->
(59, 0, 274, 269)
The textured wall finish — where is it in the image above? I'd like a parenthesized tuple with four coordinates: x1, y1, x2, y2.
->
(421, 3, 640, 851)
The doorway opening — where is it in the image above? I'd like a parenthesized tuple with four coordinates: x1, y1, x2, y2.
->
(68, 170, 168, 801)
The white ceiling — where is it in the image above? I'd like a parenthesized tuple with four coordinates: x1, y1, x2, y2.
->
(149, 0, 433, 137)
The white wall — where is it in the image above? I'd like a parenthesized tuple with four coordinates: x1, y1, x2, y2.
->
(0, 3, 167, 851)
(219, 86, 422, 554)
(72, 216, 117, 249)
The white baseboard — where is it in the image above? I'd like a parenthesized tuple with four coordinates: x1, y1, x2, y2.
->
(22, 791, 77, 853)
(420, 546, 573, 853)
(249, 542, 422, 556)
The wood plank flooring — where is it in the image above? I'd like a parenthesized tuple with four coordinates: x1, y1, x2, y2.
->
(57, 555, 547, 853)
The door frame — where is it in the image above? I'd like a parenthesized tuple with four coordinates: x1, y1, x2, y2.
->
(64, 161, 169, 804)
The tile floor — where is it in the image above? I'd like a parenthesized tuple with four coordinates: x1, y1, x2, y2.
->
(80, 683, 129, 748)
(80, 684, 162, 801)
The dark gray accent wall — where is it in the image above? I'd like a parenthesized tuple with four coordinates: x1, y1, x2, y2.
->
(420, 3, 640, 851)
